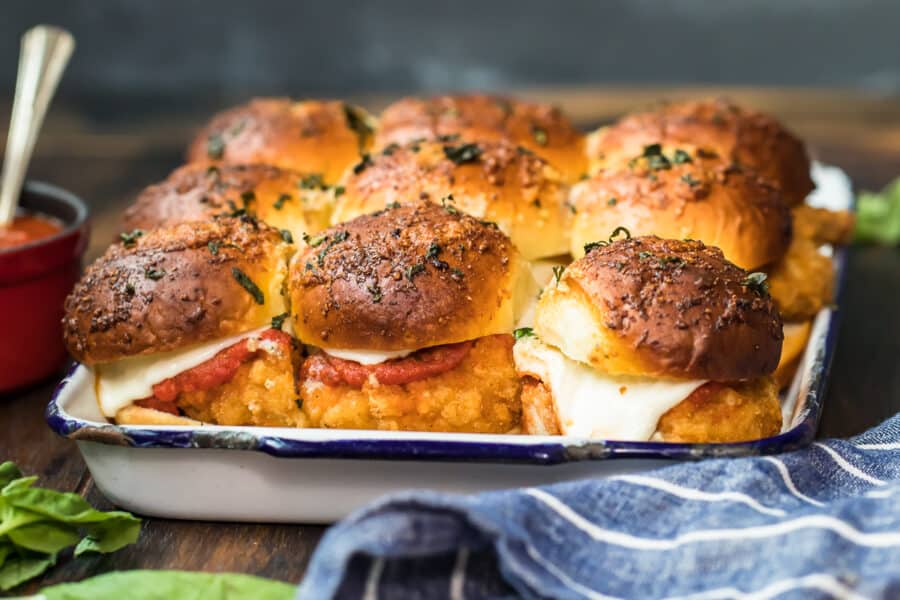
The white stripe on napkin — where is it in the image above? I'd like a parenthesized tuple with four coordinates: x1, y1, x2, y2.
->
(856, 442, 900, 451)
(665, 573, 867, 600)
(526, 488, 900, 549)
(814, 443, 886, 486)
(449, 548, 468, 600)
(363, 557, 384, 600)
(761, 457, 825, 507)
(610, 474, 786, 517)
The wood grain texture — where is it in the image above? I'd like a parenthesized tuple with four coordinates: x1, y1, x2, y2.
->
(1, 86, 899, 592)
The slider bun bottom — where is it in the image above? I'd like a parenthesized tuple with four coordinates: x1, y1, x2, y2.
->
(521, 376, 781, 443)
(773, 320, 813, 390)
(115, 344, 306, 428)
(300, 335, 521, 433)
(115, 405, 200, 426)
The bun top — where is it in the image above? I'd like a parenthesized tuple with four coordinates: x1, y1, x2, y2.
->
(535, 235, 783, 380)
(375, 94, 587, 182)
(63, 217, 292, 364)
(123, 163, 333, 240)
(587, 98, 814, 205)
(570, 146, 792, 270)
(331, 138, 571, 260)
(186, 98, 375, 184)
(289, 203, 535, 351)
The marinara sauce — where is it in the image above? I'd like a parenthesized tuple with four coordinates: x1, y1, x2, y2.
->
(0, 212, 63, 249)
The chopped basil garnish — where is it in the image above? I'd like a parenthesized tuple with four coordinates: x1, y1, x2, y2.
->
(367, 283, 383, 303)
(208, 240, 220, 255)
(584, 226, 631, 254)
(300, 174, 326, 190)
(315, 230, 349, 266)
(271, 312, 289, 330)
(681, 173, 701, 187)
(119, 229, 144, 247)
(406, 263, 426, 281)
(207, 133, 225, 159)
(441, 195, 460, 214)
(273, 194, 291, 210)
(353, 154, 373, 174)
(552, 265, 564, 285)
(302, 232, 327, 247)
(144, 267, 165, 280)
(343, 103, 373, 150)
(672, 149, 693, 164)
(513, 327, 535, 340)
(742, 272, 770, 296)
(232, 267, 265, 304)
(280, 229, 294, 243)
(531, 125, 548, 146)
(443, 143, 482, 165)
(333, 185, 345, 198)
(609, 226, 631, 242)
(607, 197, 617, 206)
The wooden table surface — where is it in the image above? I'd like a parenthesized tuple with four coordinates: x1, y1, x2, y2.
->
(2, 86, 900, 592)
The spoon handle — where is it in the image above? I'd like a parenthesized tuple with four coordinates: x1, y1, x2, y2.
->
(0, 25, 75, 225)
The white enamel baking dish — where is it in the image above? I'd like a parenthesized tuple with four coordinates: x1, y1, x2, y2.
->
(46, 164, 852, 524)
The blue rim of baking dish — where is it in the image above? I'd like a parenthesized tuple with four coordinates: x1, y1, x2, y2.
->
(44, 244, 846, 465)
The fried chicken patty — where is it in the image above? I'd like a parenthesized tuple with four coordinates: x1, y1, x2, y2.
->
(299, 334, 521, 433)
(521, 376, 781, 443)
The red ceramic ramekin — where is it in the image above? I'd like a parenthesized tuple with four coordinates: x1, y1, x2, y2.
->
(0, 181, 89, 392)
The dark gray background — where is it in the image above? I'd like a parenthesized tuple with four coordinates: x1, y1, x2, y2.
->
(3, 0, 900, 101)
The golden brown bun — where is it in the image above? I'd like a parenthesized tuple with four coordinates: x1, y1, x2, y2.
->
(124, 163, 332, 240)
(570, 151, 792, 270)
(521, 377, 781, 442)
(587, 98, 814, 205)
(535, 236, 783, 380)
(289, 203, 535, 351)
(300, 335, 521, 433)
(331, 139, 572, 260)
(186, 98, 374, 184)
(773, 320, 812, 389)
(767, 236, 834, 321)
(375, 94, 587, 183)
(63, 217, 292, 364)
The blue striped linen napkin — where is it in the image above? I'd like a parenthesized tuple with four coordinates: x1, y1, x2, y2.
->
(297, 414, 900, 600)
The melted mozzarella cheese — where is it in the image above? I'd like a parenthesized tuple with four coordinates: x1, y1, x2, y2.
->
(93, 325, 271, 417)
(321, 347, 414, 365)
(514, 336, 706, 441)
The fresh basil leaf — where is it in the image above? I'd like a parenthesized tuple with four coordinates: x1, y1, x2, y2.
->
(0, 542, 12, 568)
(856, 178, 900, 245)
(0, 462, 21, 489)
(40, 570, 296, 600)
(0, 504, 52, 537)
(7, 521, 80, 554)
(0, 552, 56, 592)
(74, 518, 142, 556)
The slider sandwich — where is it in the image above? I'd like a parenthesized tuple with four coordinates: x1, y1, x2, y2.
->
(289, 203, 536, 433)
(123, 163, 333, 242)
(514, 234, 784, 443)
(376, 94, 587, 183)
(62, 217, 305, 427)
(586, 97, 815, 205)
(187, 98, 376, 184)
(572, 142, 851, 387)
(331, 138, 572, 261)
